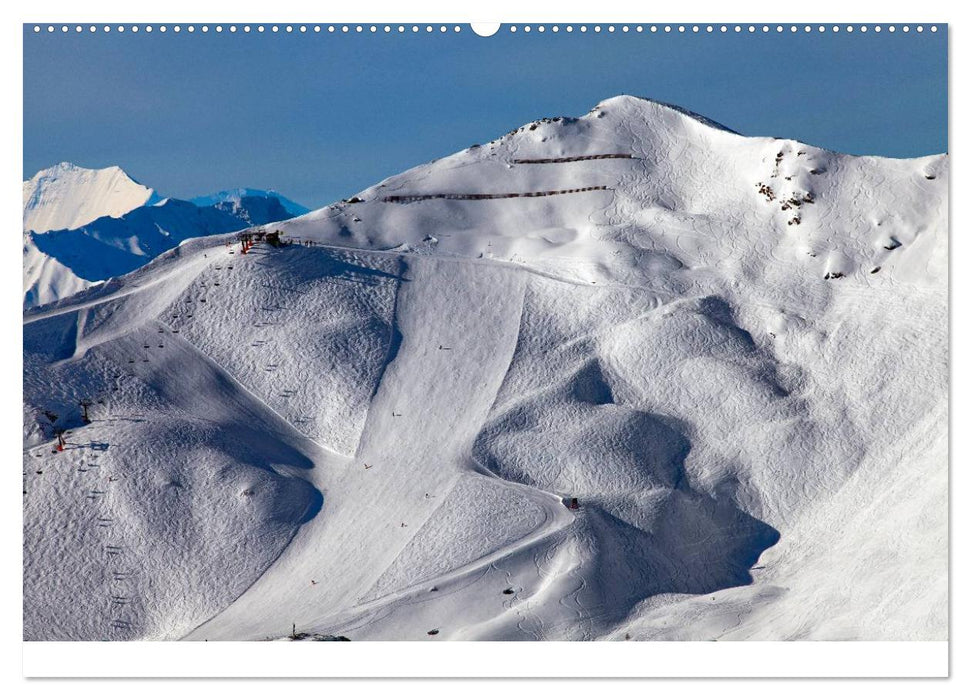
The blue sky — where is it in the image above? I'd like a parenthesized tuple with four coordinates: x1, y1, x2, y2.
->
(23, 24, 947, 209)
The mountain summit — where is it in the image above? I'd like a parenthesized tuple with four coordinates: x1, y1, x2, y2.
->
(23, 162, 159, 234)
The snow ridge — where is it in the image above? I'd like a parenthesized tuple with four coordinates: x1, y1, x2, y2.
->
(23, 162, 159, 234)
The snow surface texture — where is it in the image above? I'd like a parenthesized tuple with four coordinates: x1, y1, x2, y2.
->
(23, 96, 947, 641)
(22, 164, 307, 310)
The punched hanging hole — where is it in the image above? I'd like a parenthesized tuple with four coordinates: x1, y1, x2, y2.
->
(471, 23, 501, 37)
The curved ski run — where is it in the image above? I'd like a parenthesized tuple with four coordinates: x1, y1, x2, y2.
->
(186, 255, 545, 640)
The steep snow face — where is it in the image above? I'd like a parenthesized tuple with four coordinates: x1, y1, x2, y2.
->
(23, 196, 297, 310)
(22, 235, 92, 309)
(23, 162, 158, 234)
(23, 96, 947, 642)
(191, 189, 309, 217)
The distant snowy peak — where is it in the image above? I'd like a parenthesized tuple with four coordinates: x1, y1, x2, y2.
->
(191, 188, 309, 217)
(23, 162, 159, 234)
(23, 195, 298, 310)
(22, 165, 305, 308)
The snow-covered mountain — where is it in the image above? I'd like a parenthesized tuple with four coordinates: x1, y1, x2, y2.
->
(22, 96, 947, 642)
(191, 188, 310, 217)
(23, 162, 159, 234)
(22, 237, 90, 312)
(22, 168, 307, 309)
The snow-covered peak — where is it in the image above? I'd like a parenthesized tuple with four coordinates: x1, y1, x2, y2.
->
(190, 188, 309, 217)
(23, 162, 159, 234)
(593, 94, 740, 134)
(280, 96, 945, 290)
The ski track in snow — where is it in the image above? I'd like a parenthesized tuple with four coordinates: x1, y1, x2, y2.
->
(183, 253, 564, 640)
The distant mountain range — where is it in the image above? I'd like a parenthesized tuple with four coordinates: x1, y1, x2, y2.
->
(190, 188, 309, 217)
(22, 163, 307, 308)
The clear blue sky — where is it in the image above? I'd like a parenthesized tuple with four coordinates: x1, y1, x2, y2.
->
(23, 25, 947, 209)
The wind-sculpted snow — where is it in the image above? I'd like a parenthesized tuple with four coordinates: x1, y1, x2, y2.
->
(23, 95, 947, 641)
(470, 278, 781, 635)
(23, 311, 321, 640)
(165, 245, 402, 455)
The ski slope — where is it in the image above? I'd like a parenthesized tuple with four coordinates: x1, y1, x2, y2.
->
(23, 96, 948, 641)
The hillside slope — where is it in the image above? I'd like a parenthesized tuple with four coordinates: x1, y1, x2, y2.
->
(23, 96, 947, 641)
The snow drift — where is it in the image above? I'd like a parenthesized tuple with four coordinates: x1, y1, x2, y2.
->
(22, 96, 947, 642)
